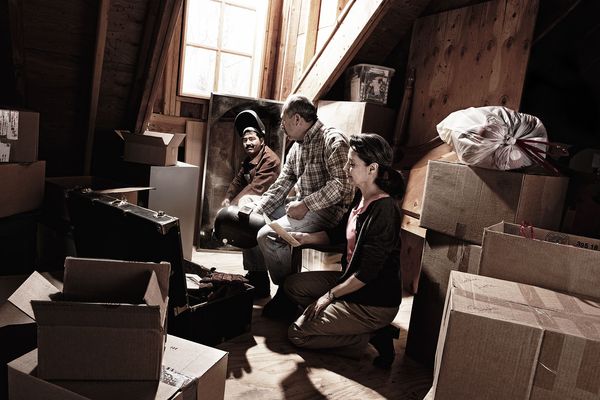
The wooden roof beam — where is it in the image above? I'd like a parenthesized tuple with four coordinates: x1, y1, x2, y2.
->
(293, 0, 430, 101)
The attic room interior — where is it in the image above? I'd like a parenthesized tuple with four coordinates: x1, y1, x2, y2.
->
(1, 0, 600, 399)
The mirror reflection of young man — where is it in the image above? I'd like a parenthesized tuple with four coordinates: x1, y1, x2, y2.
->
(221, 110, 281, 208)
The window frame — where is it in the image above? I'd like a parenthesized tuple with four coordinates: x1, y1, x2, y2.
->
(178, 0, 269, 99)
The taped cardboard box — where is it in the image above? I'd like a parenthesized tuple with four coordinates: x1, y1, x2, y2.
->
(405, 231, 481, 368)
(478, 221, 600, 301)
(0, 161, 45, 218)
(431, 271, 600, 399)
(117, 130, 185, 166)
(0, 109, 39, 163)
(9, 257, 170, 381)
(7, 334, 228, 400)
(420, 160, 568, 244)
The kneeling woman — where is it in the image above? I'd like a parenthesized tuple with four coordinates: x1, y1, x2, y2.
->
(285, 133, 404, 368)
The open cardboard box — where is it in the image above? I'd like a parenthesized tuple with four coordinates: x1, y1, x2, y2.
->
(8, 257, 170, 381)
(478, 221, 600, 301)
(116, 130, 185, 166)
(7, 334, 228, 400)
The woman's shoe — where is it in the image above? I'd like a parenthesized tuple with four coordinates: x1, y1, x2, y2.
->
(369, 325, 400, 369)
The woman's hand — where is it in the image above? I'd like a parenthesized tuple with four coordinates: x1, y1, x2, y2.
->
(305, 293, 333, 321)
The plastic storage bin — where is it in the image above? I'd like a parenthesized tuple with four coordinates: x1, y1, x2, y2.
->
(346, 64, 395, 105)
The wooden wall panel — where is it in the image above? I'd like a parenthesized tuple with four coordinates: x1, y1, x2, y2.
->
(399, 0, 539, 221)
(404, 0, 540, 148)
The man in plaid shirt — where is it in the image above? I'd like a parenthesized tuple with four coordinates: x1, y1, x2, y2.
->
(244, 94, 353, 318)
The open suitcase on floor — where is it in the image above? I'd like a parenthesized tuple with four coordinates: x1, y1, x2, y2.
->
(66, 189, 254, 346)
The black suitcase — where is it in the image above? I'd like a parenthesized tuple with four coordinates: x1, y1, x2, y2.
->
(66, 190, 254, 346)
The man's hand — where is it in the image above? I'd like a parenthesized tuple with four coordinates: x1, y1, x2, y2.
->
(221, 199, 231, 207)
(285, 200, 308, 220)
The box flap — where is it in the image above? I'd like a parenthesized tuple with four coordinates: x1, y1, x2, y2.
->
(31, 300, 162, 328)
(121, 131, 185, 148)
(63, 257, 170, 302)
(8, 271, 60, 320)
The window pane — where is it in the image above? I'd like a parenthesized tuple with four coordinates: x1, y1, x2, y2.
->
(218, 53, 252, 95)
(222, 5, 256, 54)
(181, 46, 217, 97)
(186, 0, 220, 47)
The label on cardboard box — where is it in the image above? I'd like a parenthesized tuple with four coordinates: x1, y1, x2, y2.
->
(0, 109, 19, 139)
(0, 142, 9, 161)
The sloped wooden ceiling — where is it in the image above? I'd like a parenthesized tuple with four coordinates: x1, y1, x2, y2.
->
(293, 0, 431, 101)
(1, 0, 181, 176)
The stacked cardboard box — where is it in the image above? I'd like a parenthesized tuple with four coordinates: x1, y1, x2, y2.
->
(0, 109, 44, 276)
(430, 271, 600, 399)
(406, 160, 569, 368)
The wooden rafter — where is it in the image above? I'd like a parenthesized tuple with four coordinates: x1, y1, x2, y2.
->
(130, 0, 183, 134)
(83, 0, 110, 175)
(7, 0, 26, 104)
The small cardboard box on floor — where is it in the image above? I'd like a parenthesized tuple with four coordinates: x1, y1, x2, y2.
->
(420, 160, 569, 244)
(431, 271, 600, 400)
(477, 222, 600, 300)
(8, 257, 170, 381)
(405, 230, 481, 367)
(0, 109, 39, 163)
(7, 334, 228, 400)
(116, 130, 185, 166)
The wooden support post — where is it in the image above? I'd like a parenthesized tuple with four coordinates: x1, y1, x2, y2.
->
(7, 0, 26, 104)
(83, 0, 110, 175)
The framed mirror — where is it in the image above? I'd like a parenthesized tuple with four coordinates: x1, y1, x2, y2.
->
(197, 93, 284, 249)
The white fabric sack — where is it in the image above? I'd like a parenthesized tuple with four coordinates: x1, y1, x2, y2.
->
(436, 106, 548, 170)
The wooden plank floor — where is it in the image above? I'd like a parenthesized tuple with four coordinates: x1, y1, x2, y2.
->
(193, 249, 433, 400)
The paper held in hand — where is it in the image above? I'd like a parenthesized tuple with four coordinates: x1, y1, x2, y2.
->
(263, 215, 301, 247)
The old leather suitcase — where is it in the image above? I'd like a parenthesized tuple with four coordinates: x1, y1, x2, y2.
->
(67, 190, 254, 346)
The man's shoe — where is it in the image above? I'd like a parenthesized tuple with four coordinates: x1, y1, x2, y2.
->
(369, 325, 400, 369)
(245, 271, 271, 298)
(262, 288, 299, 321)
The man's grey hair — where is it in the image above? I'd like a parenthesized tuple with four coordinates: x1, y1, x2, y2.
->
(282, 94, 318, 122)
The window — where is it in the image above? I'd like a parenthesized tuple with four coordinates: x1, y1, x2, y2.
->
(180, 0, 269, 98)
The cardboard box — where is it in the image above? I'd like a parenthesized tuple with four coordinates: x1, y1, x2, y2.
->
(420, 160, 569, 244)
(316, 100, 396, 142)
(9, 257, 171, 381)
(405, 231, 481, 367)
(431, 271, 600, 399)
(478, 221, 600, 301)
(7, 334, 228, 400)
(0, 109, 39, 163)
(117, 130, 185, 166)
(0, 161, 45, 218)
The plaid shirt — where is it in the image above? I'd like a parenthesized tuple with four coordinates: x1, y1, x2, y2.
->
(256, 120, 353, 226)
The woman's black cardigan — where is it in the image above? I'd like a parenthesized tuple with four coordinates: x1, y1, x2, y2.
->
(326, 195, 402, 307)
